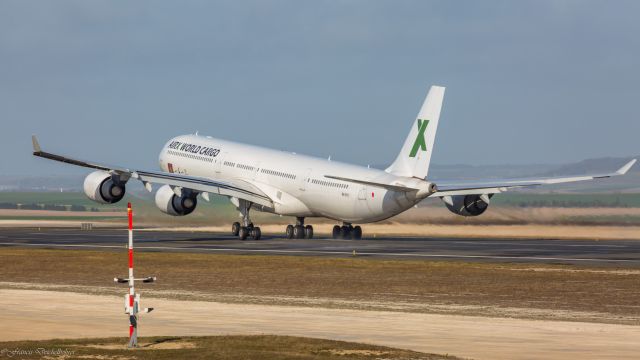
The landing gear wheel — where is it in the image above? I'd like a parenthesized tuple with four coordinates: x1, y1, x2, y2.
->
(353, 226, 362, 240)
(251, 227, 262, 240)
(340, 226, 352, 240)
(293, 225, 305, 239)
(232, 222, 240, 236)
(286, 225, 294, 239)
(239, 226, 249, 240)
(247, 223, 254, 229)
(332, 225, 341, 239)
(304, 225, 314, 239)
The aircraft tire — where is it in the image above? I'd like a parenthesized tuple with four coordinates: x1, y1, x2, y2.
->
(341, 226, 352, 240)
(353, 226, 362, 240)
(239, 226, 249, 240)
(286, 225, 294, 239)
(332, 225, 341, 239)
(232, 222, 240, 236)
(252, 227, 262, 240)
(304, 225, 314, 239)
(293, 225, 305, 239)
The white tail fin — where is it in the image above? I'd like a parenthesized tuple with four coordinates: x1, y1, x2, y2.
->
(386, 85, 445, 179)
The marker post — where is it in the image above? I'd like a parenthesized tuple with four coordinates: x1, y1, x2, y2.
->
(114, 202, 156, 348)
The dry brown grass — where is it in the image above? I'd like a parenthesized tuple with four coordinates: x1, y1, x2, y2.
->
(3, 205, 640, 241)
(1, 248, 639, 324)
(393, 206, 640, 226)
(143, 223, 640, 240)
(0, 335, 460, 360)
(3, 204, 640, 227)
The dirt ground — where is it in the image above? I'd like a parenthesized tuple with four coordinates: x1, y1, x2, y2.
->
(1, 289, 638, 360)
(0, 335, 454, 360)
(1, 219, 639, 240)
(0, 209, 123, 217)
(1, 249, 639, 324)
(146, 223, 640, 240)
(2, 248, 639, 359)
(397, 206, 640, 225)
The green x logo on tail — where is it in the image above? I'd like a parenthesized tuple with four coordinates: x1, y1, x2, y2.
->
(409, 119, 429, 157)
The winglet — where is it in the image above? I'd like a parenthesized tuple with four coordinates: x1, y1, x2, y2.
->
(31, 135, 42, 153)
(616, 159, 637, 175)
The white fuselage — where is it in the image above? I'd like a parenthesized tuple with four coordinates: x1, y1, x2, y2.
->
(158, 134, 426, 223)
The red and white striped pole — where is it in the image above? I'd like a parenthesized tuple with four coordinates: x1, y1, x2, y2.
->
(114, 202, 155, 348)
(127, 202, 135, 342)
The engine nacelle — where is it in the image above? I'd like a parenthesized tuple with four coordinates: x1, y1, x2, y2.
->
(83, 170, 126, 204)
(444, 194, 491, 217)
(155, 184, 198, 216)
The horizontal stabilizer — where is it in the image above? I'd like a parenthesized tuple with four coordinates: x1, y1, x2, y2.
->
(324, 175, 418, 192)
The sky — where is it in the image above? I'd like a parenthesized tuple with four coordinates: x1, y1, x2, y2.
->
(1, 0, 638, 176)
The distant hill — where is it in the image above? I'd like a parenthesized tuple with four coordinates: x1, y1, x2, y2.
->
(0, 175, 83, 191)
(538, 156, 639, 176)
(427, 163, 555, 181)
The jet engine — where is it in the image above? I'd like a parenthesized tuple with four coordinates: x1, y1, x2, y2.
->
(444, 194, 491, 217)
(83, 170, 127, 204)
(155, 184, 198, 216)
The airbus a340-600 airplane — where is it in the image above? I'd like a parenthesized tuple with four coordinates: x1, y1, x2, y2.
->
(32, 86, 636, 240)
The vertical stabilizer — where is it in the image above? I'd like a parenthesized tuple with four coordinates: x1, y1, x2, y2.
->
(385, 85, 445, 179)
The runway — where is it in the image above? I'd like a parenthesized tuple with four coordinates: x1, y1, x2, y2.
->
(0, 228, 638, 266)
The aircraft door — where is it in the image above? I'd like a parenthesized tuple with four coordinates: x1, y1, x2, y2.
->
(358, 186, 367, 200)
(299, 168, 312, 191)
(252, 161, 261, 181)
(354, 185, 374, 217)
(215, 152, 226, 174)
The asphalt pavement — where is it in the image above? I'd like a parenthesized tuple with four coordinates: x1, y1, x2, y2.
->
(0, 228, 638, 266)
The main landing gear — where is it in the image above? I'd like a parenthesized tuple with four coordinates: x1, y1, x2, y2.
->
(231, 199, 261, 240)
(231, 221, 261, 240)
(285, 217, 313, 239)
(332, 223, 362, 240)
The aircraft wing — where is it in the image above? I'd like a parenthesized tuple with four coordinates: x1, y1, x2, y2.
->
(133, 170, 272, 207)
(31, 136, 273, 208)
(431, 159, 636, 197)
